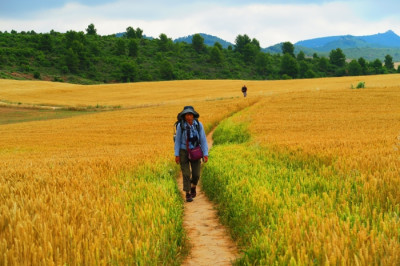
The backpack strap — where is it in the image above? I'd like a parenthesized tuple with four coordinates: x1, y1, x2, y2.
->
(180, 119, 185, 135)
(195, 119, 200, 132)
(181, 119, 201, 145)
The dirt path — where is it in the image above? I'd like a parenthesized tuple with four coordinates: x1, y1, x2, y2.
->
(178, 129, 240, 266)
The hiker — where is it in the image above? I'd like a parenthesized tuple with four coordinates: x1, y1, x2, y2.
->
(174, 106, 208, 202)
(241, 85, 247, 97)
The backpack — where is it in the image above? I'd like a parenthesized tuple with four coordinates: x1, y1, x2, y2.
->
(173, 117, 200, 143)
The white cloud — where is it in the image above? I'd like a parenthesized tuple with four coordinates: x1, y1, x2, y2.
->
(1, 0, 399, 47)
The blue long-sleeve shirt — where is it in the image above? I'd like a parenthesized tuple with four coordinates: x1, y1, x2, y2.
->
(174, 120, 208, 157)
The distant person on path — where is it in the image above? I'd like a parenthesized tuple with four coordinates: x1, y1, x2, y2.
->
(174, 106, 208, 202)
(241, 85, 247, 97)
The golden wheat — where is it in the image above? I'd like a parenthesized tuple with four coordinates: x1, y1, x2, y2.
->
(204, 74, 400, 264)
(248, 81, 400, 205)
(0, 79, 254, 264)
(1, 75, 399, 264)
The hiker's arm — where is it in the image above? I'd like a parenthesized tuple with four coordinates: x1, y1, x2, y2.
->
(199, 122, 208, 157)
(174, 123, 182, 158)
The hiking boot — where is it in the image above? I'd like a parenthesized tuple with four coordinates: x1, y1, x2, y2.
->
(186, 193, 193, 202)
(190, 187, 197, 198)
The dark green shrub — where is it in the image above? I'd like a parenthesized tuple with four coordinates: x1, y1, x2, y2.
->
(351, 81, 365, 89)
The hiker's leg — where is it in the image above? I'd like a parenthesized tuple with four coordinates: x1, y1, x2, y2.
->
(179, 149, 191, 192)
(190, 159, 201, 186)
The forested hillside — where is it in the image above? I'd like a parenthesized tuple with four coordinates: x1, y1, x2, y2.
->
(0, 24, 399, 84)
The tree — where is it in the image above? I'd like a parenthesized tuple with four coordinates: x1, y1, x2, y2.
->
(384, 54, 394, 70)
(329, 48, 346, 67)
(115, 39, 126, 56)
(299, 61, 310, 78)
(192, 34, 205, 53)
(242, 43, 259, 63)
(120, 62, 137, 82)
(135, 28, 143, 39)
(255, 53, 270, 76)
(251, 38, 260, 50)
(62, 33, 89, 71)
(334, 67, 347, 77)
(39, 34, 52, 51)
(125, 27, 136, 38)
(234, 35, 260, 62)
(214, 42, 223, 51)
(64, 48, 79, 73)
(234, 34, 251, 54)
(86, 23, 97, 35)
(210, 46, 223, 64)
(0, 50, 6, 66)
(158, 33, 172, 52)
(64, 30, 86, 50)
(160, 60, 174, 80)
(282, 42, 295, 57)
(371, 59, 383, 74)
(280, 53, 299, 78)
(318, 57, 329, 73)
(297, 51, 306, 61)
(348, 59, 362, 76)
(128, 40, 138, 57)
(304, 69, 317, 78)
(358, 57, 367, 75)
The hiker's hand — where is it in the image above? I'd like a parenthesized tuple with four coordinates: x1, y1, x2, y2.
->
(175, 156, 180, 164)
(203, 156, 208, 163)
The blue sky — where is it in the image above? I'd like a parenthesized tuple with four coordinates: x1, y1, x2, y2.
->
(1, 0, 399, 47)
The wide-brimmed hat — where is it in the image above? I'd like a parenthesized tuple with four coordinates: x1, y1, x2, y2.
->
(177, 106, 199, 120)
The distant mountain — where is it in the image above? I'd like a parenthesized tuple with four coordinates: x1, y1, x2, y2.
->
(360, 30, 400, 47)
(114, 30, 400, 61)
(262, 30, 400, 61)
(295, 30, 400, 51)
(174, 33, 234, 49)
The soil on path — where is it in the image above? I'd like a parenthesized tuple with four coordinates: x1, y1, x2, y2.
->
(178, 129, 240, 266)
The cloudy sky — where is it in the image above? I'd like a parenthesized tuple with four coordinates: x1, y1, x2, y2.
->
(1, 0, 399, 47)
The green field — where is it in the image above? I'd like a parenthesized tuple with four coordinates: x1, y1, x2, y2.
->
(0, 106, 90, 125)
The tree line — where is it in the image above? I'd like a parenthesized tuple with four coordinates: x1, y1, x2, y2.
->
(0, 24, 399, 84)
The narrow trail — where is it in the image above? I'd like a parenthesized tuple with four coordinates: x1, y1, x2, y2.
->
(178, 129, 240, 266)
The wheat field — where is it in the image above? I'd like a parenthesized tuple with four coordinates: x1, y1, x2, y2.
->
(201, 75, 400, 264)
(0, 79, 254, 264)
(1, 75, 399, 264)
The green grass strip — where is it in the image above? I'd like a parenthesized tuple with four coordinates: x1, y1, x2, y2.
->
(201, 116, 400, 265)
(115, 161, 186, 265)
(0, 106, 89, 125)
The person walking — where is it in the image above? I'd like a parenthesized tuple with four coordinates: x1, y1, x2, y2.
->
(174, 106, 208, 202)
(241, 85, 247, 97)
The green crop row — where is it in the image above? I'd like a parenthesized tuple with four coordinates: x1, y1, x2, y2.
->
(115, 161, 186, 265)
